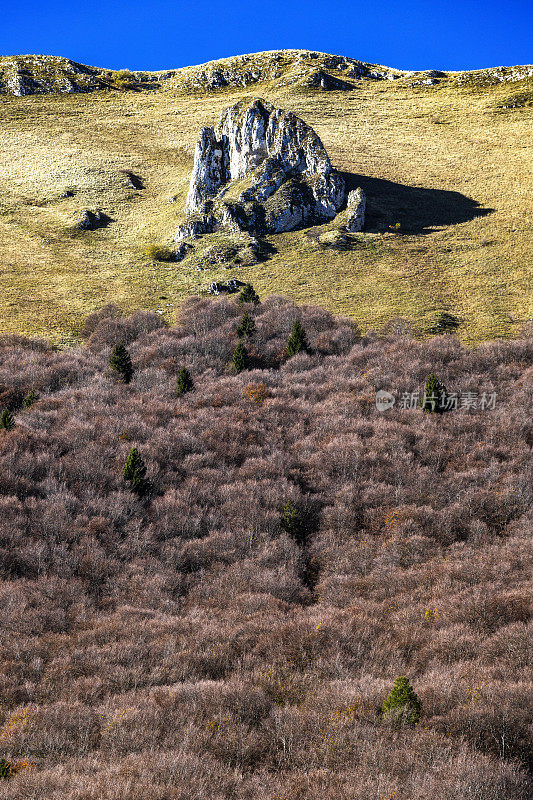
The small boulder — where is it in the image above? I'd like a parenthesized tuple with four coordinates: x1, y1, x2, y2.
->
(75, 209, 104, 230)
(174, 242, 194, 261)
(346, 187, 366, 232)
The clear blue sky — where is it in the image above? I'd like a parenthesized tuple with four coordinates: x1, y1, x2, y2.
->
(1, 0, 531, 72)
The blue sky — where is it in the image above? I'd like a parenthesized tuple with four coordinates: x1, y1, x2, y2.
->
(1, 0, 531, 72)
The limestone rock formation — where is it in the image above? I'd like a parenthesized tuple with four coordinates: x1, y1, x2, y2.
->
(5, 71, 40, 96)
(177, 98, 345, 240)
(346, 188, 366, 232)
(0, 56, 107, 96)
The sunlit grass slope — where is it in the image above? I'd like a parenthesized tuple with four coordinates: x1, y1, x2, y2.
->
(0, 51, 531, 343)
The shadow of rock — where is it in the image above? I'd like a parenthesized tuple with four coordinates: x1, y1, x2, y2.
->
(74, 209, 114, 231)
(340, 172, 493, 234)
(122, 171, 145, 190)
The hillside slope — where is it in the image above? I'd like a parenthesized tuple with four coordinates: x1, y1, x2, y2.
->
(0, 49, 531, 343)
(0, 298, 530, 798)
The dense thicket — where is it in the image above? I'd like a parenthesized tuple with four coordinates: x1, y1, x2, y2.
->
(0, 296, 530, 799)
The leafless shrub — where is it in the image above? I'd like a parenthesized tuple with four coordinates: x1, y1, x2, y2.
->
(0, 298, 529, 798)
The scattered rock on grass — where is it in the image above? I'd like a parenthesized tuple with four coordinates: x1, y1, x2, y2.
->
(207, 278, 246, 295)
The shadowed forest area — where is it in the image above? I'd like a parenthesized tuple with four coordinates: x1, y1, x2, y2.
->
(0, 295, 530, 799)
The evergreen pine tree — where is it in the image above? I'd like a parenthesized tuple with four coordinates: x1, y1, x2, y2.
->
(130, 468, 151, 499)
(380, 676, 421, 727)
(280, 500, 305, 546)
(109, 342, 134, 383)
(176, 367, 194, 396)
(0, 409, 15, 431)
(286, 319, 308, 357)
(237, 283, 260, 305)
(123, 447, 150, 498)
(232, 340, 248, 373)
(236, 311, 256, 338)
(0, 758, 12, 779)
(123, 447, 145, 481)
(23, 389, 39, 409)
(421, 372, 448, 413)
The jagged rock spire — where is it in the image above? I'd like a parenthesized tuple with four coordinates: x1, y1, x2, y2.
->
(179, 98, 345, 238)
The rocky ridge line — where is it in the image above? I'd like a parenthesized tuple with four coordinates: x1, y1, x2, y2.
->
(0, 55, 176, 96)
(1, 51, 532, 96)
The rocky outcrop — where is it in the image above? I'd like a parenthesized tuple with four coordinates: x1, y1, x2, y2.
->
(5, 71, 41, 96)
(177, 98, 345, 240)
(346, 188, 366, 232)
(165, 50, 406, 94)
(304, 69, 354, 91)
(207, 279, 245, 295)
(75, 209, 104, 230)
(0, 56, 108, 96)
(0, 55, 177, 97)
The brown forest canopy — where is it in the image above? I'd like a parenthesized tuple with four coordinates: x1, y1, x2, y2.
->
(0, 296, 531, 799)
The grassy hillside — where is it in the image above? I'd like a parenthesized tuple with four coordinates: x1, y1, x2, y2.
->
(0, 50, 531, 344)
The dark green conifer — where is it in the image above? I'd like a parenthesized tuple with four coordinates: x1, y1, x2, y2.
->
(0, 409, 15, 431)
(123, 447, 145, 481)
(0, 757, 12, 779)
(237, 283, 260, 305)
(123, 447, 150, 498)
(23, 389, 39, 409)
(280, 500, 305, 546)
(232, 340, 248, 373)
(286, 319, 308, 357)
(236, 311, 256, 338)
(130, 468, 151, 499)
(380, 676, 421, 727)
(176, 367, 194, 396)
(421, 372, 448, 413)
(109, 342, 134, 383)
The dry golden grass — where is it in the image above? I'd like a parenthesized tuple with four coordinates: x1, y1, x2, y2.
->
(0, 63, 531, 343)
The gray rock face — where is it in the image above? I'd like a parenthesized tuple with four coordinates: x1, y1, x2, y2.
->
(179, 98, 345, 239)
(345, 187, 366, 232)
(5, 71, 40, 96)
(186, 127, 230, 212)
